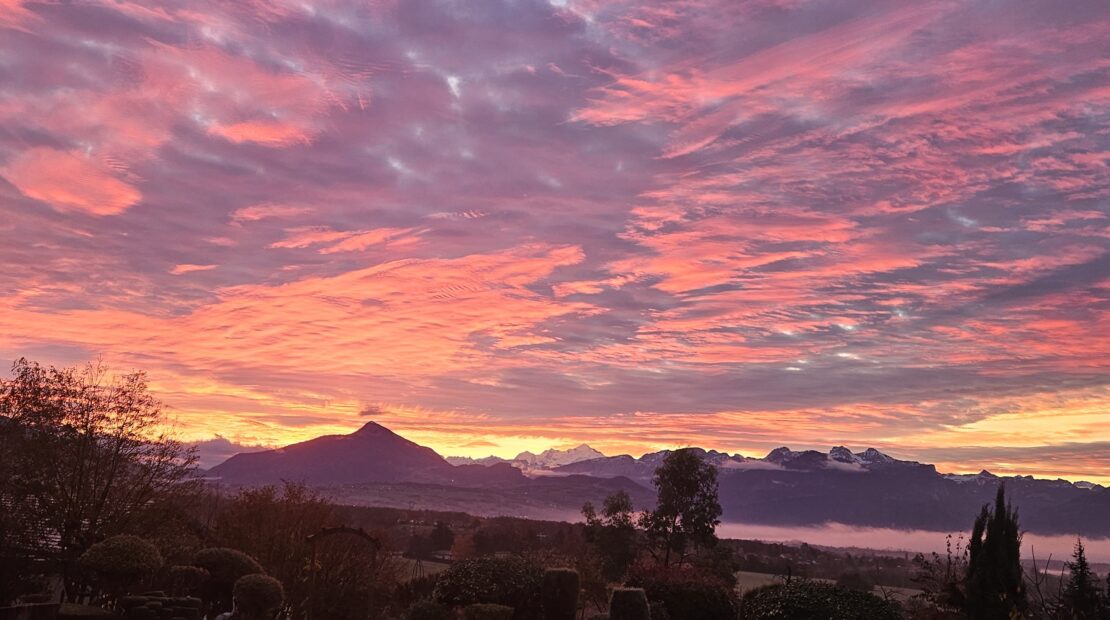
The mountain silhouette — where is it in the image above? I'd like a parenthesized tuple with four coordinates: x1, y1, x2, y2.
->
(207, 423, 1110, 536)
(208, 421, 449, 485)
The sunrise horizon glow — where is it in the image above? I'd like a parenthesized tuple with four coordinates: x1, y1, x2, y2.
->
(2, 0, 1107, 485)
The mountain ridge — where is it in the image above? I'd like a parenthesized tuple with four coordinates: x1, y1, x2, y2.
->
(206, 422, 1109, 536)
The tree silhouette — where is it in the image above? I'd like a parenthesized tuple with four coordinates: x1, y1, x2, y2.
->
(639, 449, 721, 567)
(582, 490, 637, 580)
(0, 358, 198, 600)
(1060, 538, 1101, 619)
(964, 484, 1026, 619)
(430, 521, 455, 551)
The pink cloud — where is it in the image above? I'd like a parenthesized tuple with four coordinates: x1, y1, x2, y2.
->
(171, 264, 217, 275)
(2, 148, 141, 215)
(1, 0, 1107, 482)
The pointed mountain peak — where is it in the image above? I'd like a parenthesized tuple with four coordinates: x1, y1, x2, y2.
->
(353, 420, 394, 436)
(829, 446, 857, 463)
(860, 448, 894, 463)
(765, 446, 796, 461)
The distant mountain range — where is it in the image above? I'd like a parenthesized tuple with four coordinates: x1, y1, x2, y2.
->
(207, 422, 1110, 536)
(446, 444, 605, 473)
(207, 422, 651, 519)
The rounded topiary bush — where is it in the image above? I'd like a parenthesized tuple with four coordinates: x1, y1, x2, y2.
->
(433, 557, 542, 615)
(626, 563, 737, 620)
(739, 581, 901, 620)
(168, 565, 209, 596)
(463, 603, 515, 620)
(193, 548, 263, 614)
(193, 548, 263, 586)
(79, 535, 163, 592)
(608, 588, 649, 620)
(233, 574, 284, 619)
(541, 568, 579, 620)
(407, 600, 452, 620)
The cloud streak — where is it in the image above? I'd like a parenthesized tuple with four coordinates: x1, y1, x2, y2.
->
(0, 0, 1107, 482)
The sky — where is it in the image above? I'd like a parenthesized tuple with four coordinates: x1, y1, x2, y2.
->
(1, 0, 1108, 482)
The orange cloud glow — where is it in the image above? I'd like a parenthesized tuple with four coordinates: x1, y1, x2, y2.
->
(1, 0, 1107, 485)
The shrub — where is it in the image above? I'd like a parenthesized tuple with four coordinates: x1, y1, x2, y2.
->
(626, 562, 737, 620)
(58, 603, 117, 617)
(118, 594, 202, 620)
(406, 600, 452, 620)
(464, 603, 515, 620)
(433, 556, 542, 616)
(542, 568, 579, 620)
(608, 588, 649, 620)
(167, 565, 209, 596)
(835, 571, 874, 592)
(233, 574, 284, 619)
(192, 548, 263, 613)
(394, 575, 441, 611)
(193, 548, 264, 586)
(649, 601, 670, 620)
(739, 581, 901, 620)
(79, 535, 163, 593)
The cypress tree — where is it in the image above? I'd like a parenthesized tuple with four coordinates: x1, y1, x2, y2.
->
(965, 484, 1026, 619)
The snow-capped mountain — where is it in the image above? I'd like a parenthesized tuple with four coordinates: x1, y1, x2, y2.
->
(445, 455, 508, 466)
(561, 445, 922, 482)
(210, 422, 1110, 537)
(515, 444, 605, 468)
(446, 444, 604, 472)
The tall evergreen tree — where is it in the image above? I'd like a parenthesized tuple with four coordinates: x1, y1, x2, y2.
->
(1060, 538, 1101, 619)
(1104, 573, 1110, 617)
(965, 484, 1026, 619)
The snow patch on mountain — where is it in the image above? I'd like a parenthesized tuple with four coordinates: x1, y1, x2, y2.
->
(514, 444, 605, 468)
(717, 457, 784, 471)
(447, 444, 604, 474)
(445, 455, 508, 466)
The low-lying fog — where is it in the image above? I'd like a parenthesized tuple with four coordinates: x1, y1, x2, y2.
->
(718, 523, 1110, 564)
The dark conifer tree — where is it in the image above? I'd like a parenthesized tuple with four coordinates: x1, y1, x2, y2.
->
(965, 484, 1026, 619)
(1060, 538, 1101, 619)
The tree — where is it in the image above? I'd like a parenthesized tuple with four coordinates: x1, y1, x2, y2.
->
(965, 484, 1026, 619)
(1105, 573, 1110, 616)
(639, 449, 721, 567)
(212, 482, 335, 610)
(0, 358, 199, 598)
(430, 521, 455, 551)
(582, 490, 638, 581)
(210, 482, 401, 620)
(451, 533, 477, 561)
(1060, 538, 1101, 619)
